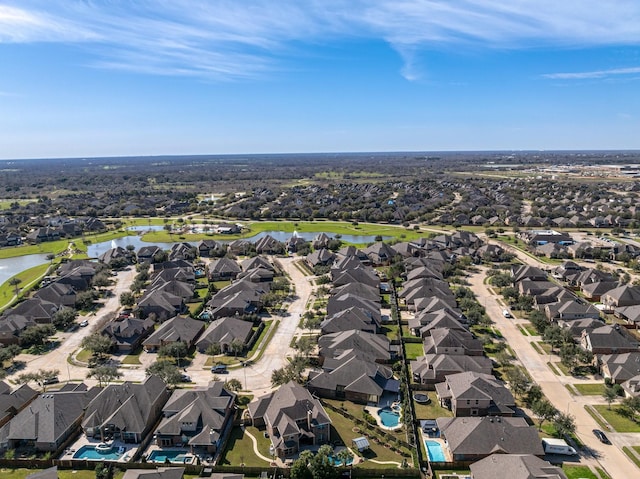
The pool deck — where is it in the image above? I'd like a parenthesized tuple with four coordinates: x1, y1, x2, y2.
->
(364, 403, 403, 431)
(60, 436, 140, 463)
(418, 430, 452, 463)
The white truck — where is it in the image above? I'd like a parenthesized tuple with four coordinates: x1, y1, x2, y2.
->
(542, 438, 577, 455)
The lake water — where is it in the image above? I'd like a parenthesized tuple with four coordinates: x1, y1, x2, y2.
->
(1, 229, 388, 282)
(0, 253, 51, 286)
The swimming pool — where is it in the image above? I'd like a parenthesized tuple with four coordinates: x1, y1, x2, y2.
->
(328, 454, 354, 466)
(73, 445, 123, 461)
(147, 450, 195, 464)
(425, 440, 446, 462)
(377, 406, 400, 428)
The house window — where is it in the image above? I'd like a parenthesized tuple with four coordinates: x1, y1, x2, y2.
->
(471, 409, 478, 416)
(466, 400, 470, 405)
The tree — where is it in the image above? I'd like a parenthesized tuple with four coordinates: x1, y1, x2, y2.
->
(8, 277, 22, 297)
(157, 341, 188, 366)
(336, 448, 353, 467)
(290, 451, 314, 479)
(206, 343, 222, 356)
(15, 368, 60, 390)
(531, 399, 558, 431)
(120, 291, 135, 307)
(81, 333, 114, 362)
(87, 365, 122, 387)
(0, 344, 21, 364)
(603, 387, 618, 410)
(224, 378, 242, 392)
(505, 367, 531, 399)
(92, 271, 112, 289)
(230, 338, 245, 357)
(146, 359, 181, 386)
(543, 325, 564, 353)
(53, 307, 77, 330)
(553, 412, 576, 438)
(76, 290, 99, 310)
(21, 324, 56, 348)
(526, 384, 543, 407)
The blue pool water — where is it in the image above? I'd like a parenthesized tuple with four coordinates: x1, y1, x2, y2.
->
(328, 454, 354, 466)
(425, 440, 446, 462)
(147, 450, 194, 464)
(377, 407, 400, 427)
(73, 445, 123, 461)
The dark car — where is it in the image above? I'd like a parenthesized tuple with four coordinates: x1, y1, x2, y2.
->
(211, 364, 228, 374)
(592, 429, 610, 444)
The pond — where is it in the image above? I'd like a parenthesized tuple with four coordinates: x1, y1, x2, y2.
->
(0, 253, 51, 285)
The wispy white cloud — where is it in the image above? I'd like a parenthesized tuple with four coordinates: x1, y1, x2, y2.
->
(543, 67, 640, 80)
(2, 1, 640, 80)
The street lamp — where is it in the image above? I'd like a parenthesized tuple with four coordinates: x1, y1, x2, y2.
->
(242, 360, 248, 391)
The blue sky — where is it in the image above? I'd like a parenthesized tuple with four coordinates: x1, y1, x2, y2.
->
(1, 0, 640, 159)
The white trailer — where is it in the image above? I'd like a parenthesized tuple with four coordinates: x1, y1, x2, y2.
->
(542, 438, 577, 455)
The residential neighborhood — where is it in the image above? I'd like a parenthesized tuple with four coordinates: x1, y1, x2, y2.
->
(2, 154, 640, 479)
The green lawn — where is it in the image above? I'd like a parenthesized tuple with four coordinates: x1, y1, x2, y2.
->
(623, 446, 640, 468)
(0, 263, 52, 311)
(546, 362, 561, 376)
(562, 465, 598, 479)
(404, 342, 424, 360)
(573, 383, 606, 396)
(218, 426, 272, 466)
(413, 393, 453, 419)
(593, 405, 640, 433)
(324, 407, 412, 467)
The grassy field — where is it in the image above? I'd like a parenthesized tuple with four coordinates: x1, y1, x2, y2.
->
(0, 263, 52, 311)
(218, 426, 272, 466)
(404, 342, 424, 360)
(140, 220, 424, 244)
(593, 405, 640, 433)
(413, 393, 453, 420)
(573, 383, 607, 396)
(562, 465, 598, 479)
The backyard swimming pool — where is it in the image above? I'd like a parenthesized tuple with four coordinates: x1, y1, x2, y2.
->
(147, 450, 195, 464)
(425, 440, 446, 462)
(377, 406, 400, 428)
(73, 445, 123, 461)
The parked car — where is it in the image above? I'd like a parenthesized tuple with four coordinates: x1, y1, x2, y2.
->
(180, 374, 192, 382)
(42, 376, 59, 385)
(502, 309, 512, 318)
(79, 320, 89, 327)
(592, 429, 610, 444)
(211, 364, 228, 374)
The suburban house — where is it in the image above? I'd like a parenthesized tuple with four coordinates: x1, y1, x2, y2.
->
(33, 282, 77, 308)
(435, 371, 515, 417)
(136, 290, 186, 322)
(208, 258, 242, 281)
(153, 382, 236, 455)
(101, 317, 155, 353)
(436, 416, 544, 461)
(123, 467, 186, 479)
(0, 384, 100, 454)
(363, 241, 398, 265)
(305, 248, 336, 268)
(197, 240, 226, 258)
(195, 317, 255, 354)
(143, 315, 205, 352)
(601, 285, 640, 311)
(0, 314, 37, 345)
(410, 354, 493, 388)
(544, 300, 601, 322)
(0, 382, 38, 428)
(248, 381, 331, 458)
(622, 375, 640, 398)
(470, 454, 568, 479)
(5, 297, 60, 324)
(580, 325, 639, 355)
(254, 235, 284, 255)
(320, 307, 380, 335)
(615, 305, 640, 325)
(169, 242, 197, 261)
(318, 330, 396, 364)
(307, 356, 399, 404)
(137, 245, 165, 264)
(599, 352, 640, 384)
(82, 376, 170, 444)
(422, 328, 484, 356)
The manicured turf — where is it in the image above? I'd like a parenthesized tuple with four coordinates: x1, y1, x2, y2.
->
(593, 405, 640, 433)
(404, 342, 424, 360)
(573, 383, 607, 396)
(562, 465, 598, 479)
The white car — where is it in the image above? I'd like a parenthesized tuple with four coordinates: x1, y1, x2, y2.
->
(502, 309, 512, 318)
(79, 320, 89, 327)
